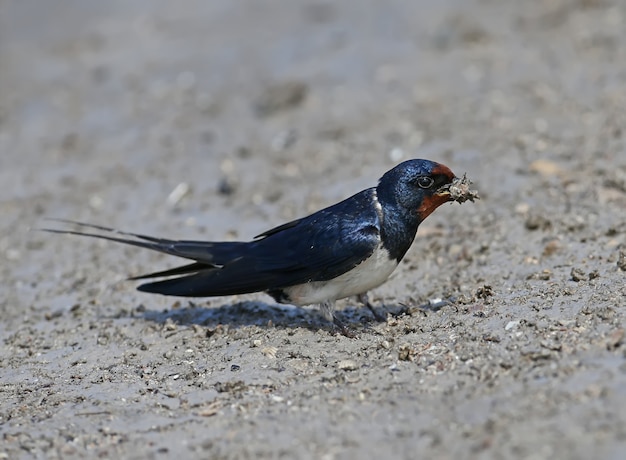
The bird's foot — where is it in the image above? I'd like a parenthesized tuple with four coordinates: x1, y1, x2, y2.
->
(357, 293, 388, 322)
(368, 305, 388, 322)
(332, 315, 357, 338)
(319, 300, 357, 337)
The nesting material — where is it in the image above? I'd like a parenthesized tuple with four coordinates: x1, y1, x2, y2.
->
(441, 174, 480, 203)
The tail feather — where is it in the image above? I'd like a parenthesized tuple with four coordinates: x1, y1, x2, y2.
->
(40, 220, 269, 297)
(128, 262, 213, 280)
(136, 267, 273, 297)
(45, 218, 171, 244)
(137, 272, 219, 297)
(41, 227, 176, 255)
(40, 219, 249, 265)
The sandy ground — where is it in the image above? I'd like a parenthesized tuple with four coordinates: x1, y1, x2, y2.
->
(1, 0, 626, 458)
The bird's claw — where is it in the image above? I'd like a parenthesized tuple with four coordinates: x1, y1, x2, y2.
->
(332, 316, 358, 338)
(367, 305, 388, 322)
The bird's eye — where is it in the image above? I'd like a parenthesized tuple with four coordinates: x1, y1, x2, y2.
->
(416, 176, 434, 189)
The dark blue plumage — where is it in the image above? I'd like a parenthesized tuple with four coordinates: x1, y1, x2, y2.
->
(44, 159, 458, 332)
(139, 188, 382, 297)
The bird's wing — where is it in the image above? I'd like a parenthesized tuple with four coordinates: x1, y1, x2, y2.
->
(136, 217, 381, 297)
(254, 217, 302, 238)
(138, 190, 383, 297)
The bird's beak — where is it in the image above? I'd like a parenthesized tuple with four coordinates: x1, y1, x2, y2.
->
(434, 180, 454, 199)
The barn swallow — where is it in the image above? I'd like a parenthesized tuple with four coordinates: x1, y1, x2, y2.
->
(44, 159, 477, 335)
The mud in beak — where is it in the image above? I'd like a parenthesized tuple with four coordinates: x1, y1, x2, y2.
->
(437, 174, 480, 203)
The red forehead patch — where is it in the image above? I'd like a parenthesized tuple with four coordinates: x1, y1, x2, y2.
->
(431, 163, 455, 180)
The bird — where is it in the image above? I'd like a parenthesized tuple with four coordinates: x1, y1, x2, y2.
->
(44, 159, 475, 335)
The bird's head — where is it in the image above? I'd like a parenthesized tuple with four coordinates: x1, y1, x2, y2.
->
(376, 159, 457, 223)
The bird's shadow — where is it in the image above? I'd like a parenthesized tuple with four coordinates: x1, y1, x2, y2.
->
(137, 299, 410, 333)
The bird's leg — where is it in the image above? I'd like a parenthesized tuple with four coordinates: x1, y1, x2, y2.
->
(319, 300, 335, 323)
(320, 300, 356, 338)
(332, 315, 357, 338)
(357, 292, 387, 322)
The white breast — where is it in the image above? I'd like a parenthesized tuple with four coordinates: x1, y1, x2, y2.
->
(283, 244, 399, 306)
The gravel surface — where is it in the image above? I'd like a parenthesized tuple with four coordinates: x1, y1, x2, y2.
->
(1, 1, 626, 459)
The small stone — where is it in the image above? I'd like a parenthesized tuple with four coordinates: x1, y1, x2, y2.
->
(570, 267, 586, 282)
(527, 269, 552, 280)
(525, 214, 551, 231)
(5, 249, 20, 261)
(398, 344, 415, 362)
(167, 182, 190, 206)
(529, 159, 564, 177)
(45, 309, 64, 320)
(389, 147, 405, 162)
(337, 359, 358, 371)
(475, 285, 493, 299)
(542, 239, 561, 256)
(217, 175, 238, 196)
(255, 81, 308, 117)
(617, 251, 626, 271)
(605, 329, 624, 350)
(197, 401, 221, 417)
(261, 346, 278, 358)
